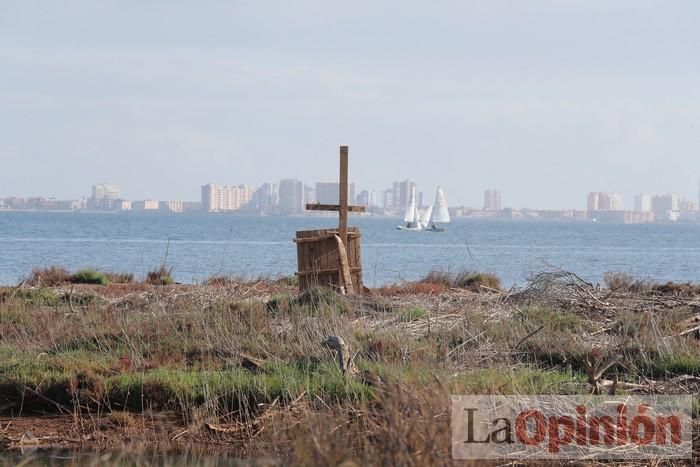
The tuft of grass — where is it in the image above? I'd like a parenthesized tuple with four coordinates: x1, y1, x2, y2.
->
(603, 271, 651, 292)
(27, 266, 72, 287)
(71, 269, 110, 285)
(453, 271, 501, 292)
(145, 266, 174, 285)
(417, 269, 502, 292)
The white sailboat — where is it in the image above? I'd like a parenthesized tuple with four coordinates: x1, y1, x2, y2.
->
(396, 186, 423, 230)
(424, 186, 450, 232)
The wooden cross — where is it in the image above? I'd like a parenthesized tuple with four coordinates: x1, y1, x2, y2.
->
(306, 145, 366, 292)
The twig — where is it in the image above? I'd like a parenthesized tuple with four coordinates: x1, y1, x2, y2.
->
(514, 325, 544, 350)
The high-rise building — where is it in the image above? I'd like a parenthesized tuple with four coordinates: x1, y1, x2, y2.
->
(588, 192, 623, 211)
(91, 183, 120, 201)
(367, 190, 378, 208)
(252, 183, 278, 212)
(587, 192, 600, 212)
(356, 190, 370, 207)
(609, 193, 624, 211)
(304, 184, 317, 205)
(358, 189, 378, 208)
(483, 189, 502, 211)
(634, 194, 652, 212)
(201, 184, 254, 212)
(382, 189, 394, 210)
(315, 182, 355, 205)
(392, 180, 415, 211)
(278, 179, 304, 215)
(88, 183, 120, 210)
(651, 194, 680, 221)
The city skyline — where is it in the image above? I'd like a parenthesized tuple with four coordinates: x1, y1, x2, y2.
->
(3, 179, 700, 219)
(3, 2, 700, 208)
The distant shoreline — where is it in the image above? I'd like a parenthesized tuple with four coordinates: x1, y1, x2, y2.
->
(2, 209, 700, 224)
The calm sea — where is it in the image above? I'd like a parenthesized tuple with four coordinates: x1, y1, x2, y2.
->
(0, 211, 698, 287)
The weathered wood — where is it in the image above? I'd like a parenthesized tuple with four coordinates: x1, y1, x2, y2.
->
(338, 146, 349, 290)
(295, 145, 363, 293)
(305, 203, 366, 213)
(294, 232, 361, 244)
(296, 266, 361, 276)
(334, 234, 354, 294)
(296, 227, 362, 292)
(339, 146, 349, 254)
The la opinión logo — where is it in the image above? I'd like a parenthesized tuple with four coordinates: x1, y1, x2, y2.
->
(452, 396, 692, 459)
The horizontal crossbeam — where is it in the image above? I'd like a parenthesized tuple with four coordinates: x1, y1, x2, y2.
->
(305, 203, 366, 213)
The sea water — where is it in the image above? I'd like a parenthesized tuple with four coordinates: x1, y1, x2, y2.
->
(1, 211, 699, 287)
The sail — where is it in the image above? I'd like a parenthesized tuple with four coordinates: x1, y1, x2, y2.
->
(419, 205, 433, 228)
(403, 186, 417, 223)
(432, 186, 450, 223)
(413, 203, 422, 229)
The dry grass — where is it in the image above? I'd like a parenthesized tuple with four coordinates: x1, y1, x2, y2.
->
(26, 266, 71, 287)
(0, 269, 698, 464)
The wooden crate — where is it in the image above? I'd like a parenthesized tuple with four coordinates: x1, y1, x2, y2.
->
(295, 227, 362, 291)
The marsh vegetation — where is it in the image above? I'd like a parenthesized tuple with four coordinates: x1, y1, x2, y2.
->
(0, 268, 698, 465)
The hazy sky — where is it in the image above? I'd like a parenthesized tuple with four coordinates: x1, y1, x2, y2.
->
(1, 1, 699, 208)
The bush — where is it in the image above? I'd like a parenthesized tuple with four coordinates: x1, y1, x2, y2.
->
(27, 266, 71, 287)
(453, 271, 501, 292)
(420, 270, 501, 292)
(146, 266, 174, 285)
(70, 269, 110, 285)
(603, 271, 650, 292)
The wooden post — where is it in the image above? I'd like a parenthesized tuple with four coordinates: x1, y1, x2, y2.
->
(339, 146, 349, 252)
(303, 145, 365, 294)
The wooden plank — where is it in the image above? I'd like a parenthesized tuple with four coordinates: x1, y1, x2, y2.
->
(294, 232, 361, 244)
(295, 231, 303, 291)
(296, 266, 361, 277)
(305, 203, 366, 212)
(339, 146, 349, 280)
(334, 234, 354, 294)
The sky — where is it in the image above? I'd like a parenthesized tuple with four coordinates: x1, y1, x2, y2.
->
(1, 1, 699, 209)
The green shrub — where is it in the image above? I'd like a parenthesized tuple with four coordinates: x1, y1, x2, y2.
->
(70, 269, 109, 285)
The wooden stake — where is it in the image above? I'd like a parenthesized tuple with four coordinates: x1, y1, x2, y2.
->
(339, 146, 349, 249)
